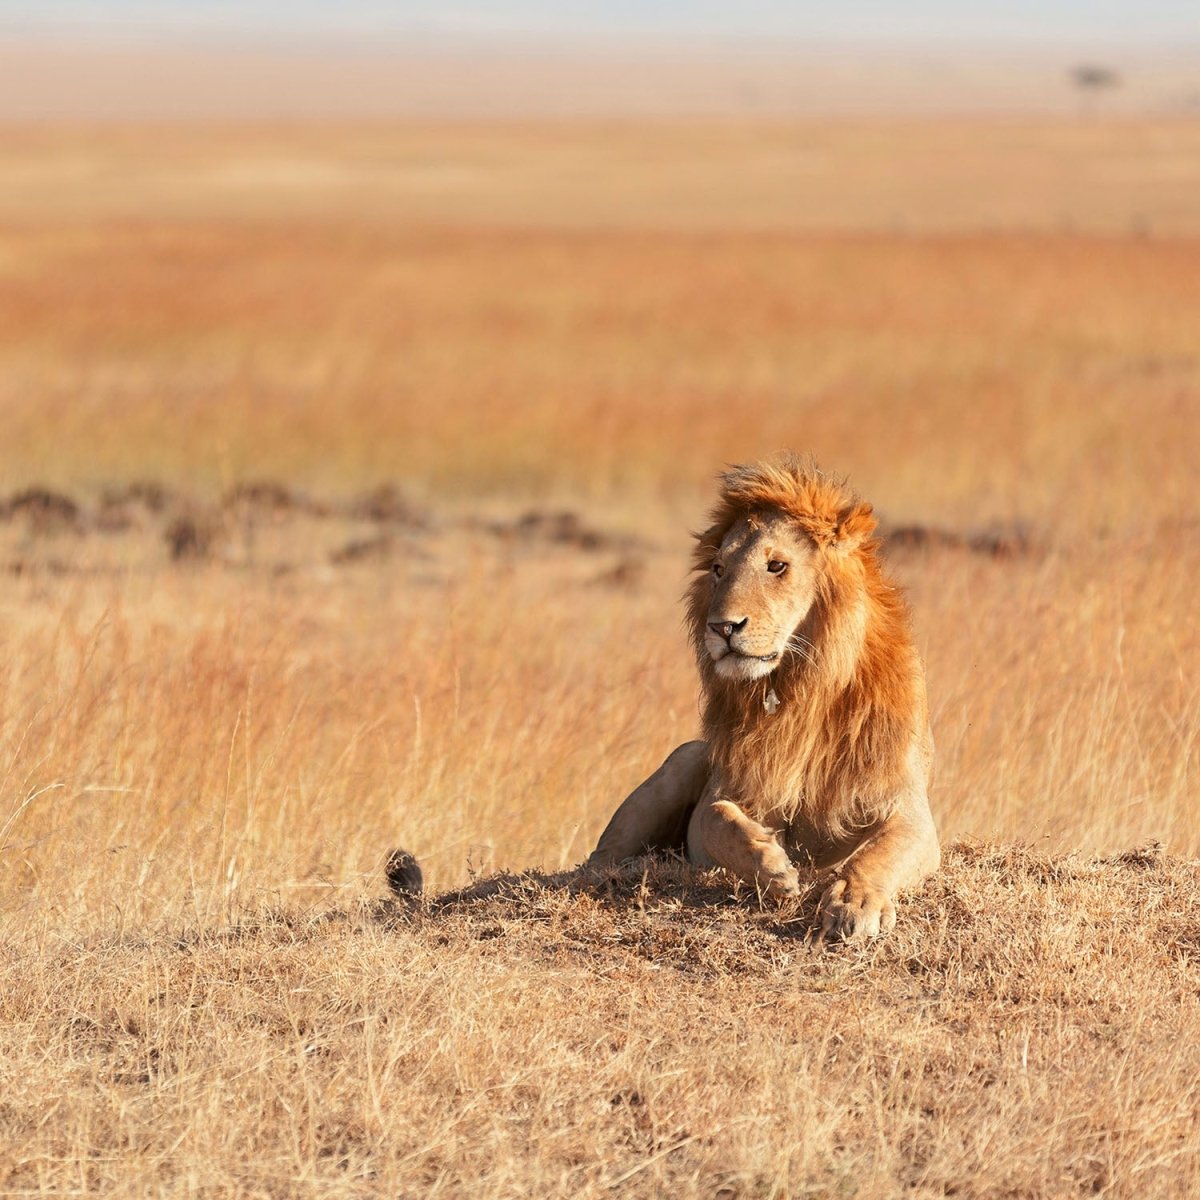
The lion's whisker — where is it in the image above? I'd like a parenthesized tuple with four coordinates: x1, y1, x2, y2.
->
(784, 635, 818, 666)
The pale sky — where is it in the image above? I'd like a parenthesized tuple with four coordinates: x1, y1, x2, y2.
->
(2, 0, 1198, 46)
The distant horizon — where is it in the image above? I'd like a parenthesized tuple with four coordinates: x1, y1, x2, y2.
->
(4, 3, 1198, 123)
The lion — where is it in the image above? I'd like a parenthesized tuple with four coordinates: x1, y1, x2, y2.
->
(588, 456, 940, 942)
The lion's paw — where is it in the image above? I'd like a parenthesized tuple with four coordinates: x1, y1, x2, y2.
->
(814, 878, 895, 945)
(754, 840, 801, 901)
(760, 864, 801, 901)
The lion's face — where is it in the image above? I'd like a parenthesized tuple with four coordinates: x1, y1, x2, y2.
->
(701, 511, 821, 682)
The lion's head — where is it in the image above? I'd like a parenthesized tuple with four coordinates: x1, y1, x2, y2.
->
(687, 457, 880, 685)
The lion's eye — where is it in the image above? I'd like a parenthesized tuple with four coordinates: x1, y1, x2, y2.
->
(767, 560, 788, 575)
(711, 562, 724, 578)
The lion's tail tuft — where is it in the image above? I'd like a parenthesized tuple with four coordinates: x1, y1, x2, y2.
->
(384, 848, 424, 897)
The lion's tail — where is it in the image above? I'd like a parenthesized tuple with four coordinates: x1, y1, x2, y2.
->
(384, 848, 424, 897)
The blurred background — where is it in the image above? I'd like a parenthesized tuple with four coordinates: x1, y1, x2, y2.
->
(1, 1, 1198, 507)
(0, 3, 1198, 913)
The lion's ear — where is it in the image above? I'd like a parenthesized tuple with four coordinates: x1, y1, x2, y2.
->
(833, 502, 876, 552)
(691, 523, 725, 569)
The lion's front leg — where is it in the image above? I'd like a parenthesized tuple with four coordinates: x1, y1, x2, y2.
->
(815, 796, 939, 944)
(687, 794, 800, 900)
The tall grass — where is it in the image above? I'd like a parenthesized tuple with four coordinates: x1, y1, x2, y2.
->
(1, 529, 1194, 934)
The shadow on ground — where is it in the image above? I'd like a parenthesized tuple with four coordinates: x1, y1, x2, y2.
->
(341, 840, 1199, 980)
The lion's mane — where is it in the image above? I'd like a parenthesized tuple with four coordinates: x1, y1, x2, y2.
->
(685, 457, 927, 839)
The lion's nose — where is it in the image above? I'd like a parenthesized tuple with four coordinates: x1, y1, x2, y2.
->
(708, 617, 748, 642)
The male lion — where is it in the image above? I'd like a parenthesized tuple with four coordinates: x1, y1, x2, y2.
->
(589, 456, 939, 942)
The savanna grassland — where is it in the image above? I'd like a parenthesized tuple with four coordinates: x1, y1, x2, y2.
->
(1, 114, 1199, 1197)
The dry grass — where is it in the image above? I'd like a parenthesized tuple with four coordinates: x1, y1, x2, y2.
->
(3, 848, 1199, 1196)
(1, 117, 1198, 1195)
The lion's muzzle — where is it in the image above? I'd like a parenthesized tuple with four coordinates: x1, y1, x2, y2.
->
(706, 616, 783, 679)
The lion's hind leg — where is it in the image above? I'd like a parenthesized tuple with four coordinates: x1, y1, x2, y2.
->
(588, 741, 710, 866)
